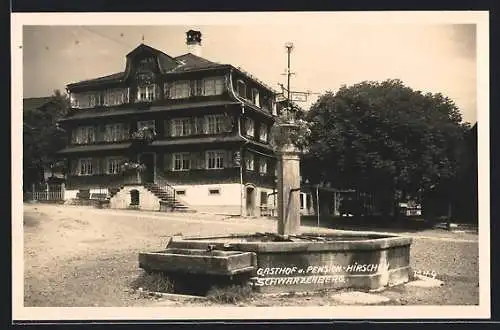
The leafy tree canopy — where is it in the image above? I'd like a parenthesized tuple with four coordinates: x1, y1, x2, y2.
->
(23, 90, 69, 185)
(303, 79, 470, 200)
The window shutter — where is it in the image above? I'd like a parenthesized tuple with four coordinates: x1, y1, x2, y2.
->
(163, 153, 172, 171)
(226, 150, 233, 167)
(164, 119, 171, 137)
(196, 80, 203, 96)
(99, 125, 107, 142)
(190, 118, 197, 135)
(224, 115, 233, 133)
(101, 158, 107, 174)
(164, 82, 171, 99)
(189, 80, 196, 97)
(154, 84, 160, 100)
(71, 159, 79, 175)
(92, 158, 100, 175)
(203, 117, 208, 134)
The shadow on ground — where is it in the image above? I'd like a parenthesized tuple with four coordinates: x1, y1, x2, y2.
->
(300, 215, 477, 233)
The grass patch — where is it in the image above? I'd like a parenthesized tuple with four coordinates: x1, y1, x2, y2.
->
(131, 271, 175, 294)
(206, 284, 255, 304)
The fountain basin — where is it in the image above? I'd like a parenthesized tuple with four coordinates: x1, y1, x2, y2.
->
(139, 248, 257, 276)
(160, 232, 412, 293)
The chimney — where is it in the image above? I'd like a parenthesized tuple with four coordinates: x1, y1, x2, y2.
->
(186, 30, 202, 57)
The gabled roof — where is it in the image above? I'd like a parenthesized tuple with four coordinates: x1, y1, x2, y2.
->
(66, 43, 276, 94)
(23, 97, 55, 112)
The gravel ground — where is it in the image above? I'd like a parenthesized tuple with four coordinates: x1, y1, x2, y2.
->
(22, 203, 479, 307)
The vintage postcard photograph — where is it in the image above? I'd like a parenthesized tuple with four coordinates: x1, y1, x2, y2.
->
(12, 11, 490, 321)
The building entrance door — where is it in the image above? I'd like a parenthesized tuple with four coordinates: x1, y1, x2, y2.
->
(139, 153, 155, 183)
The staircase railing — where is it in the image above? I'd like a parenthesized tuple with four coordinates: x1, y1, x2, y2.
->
(154, 176, 176, 205)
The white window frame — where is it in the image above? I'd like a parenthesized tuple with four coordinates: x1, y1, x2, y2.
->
(106, 157, 122, 175)
(259, 159, 268, 174)
(173, 153, 191, 171)
(171, 118, 192, 137)
(259, 124, 268, 142)
(245, 153, 255, 171)
(245, 118, 255, 137)
(206, 150, 225, 170)
(78, 158, 93, 176)
(170, 81, 190, 99)
(206, 115, 225, 134)
(137, 84, 156, 102)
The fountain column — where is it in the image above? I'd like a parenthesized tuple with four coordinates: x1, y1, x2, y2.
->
(275, 123, 301, 236)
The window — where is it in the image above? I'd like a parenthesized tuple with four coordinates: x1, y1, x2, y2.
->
(173, 153, 191, 171)
(259, 159, 268, 174)
(245, 153, 254, 171)
(245, 118, 255, 137)
(203, 77, 224, 96)
(170, 81, 190, 99)
(206, 150, 225, 169)
(206, 115, 225, 134)
(259, 124, 268, 142)
(260, 191, 268, 206)
(237, 80, 246, 98)
(209, 188, 221, 195)
(137, 84, 156, 102)
(70, 94, 80, 108)
(104, 89, 127, 106)
(105, 123, 127, 142)
(106, 158, 122, 174)
(252, 89, 260, 107)
(137, 120, 155, 130)
(88, 94, 101, 107)
(78, 158, 93, 176)
(72, 126, 96, 144)
(171, 118, 192, 137)
(176, 189, 186, 196)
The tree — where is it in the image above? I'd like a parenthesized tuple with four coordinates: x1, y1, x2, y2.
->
(302, 79, 470, 218)
(23, 90, 69, 188)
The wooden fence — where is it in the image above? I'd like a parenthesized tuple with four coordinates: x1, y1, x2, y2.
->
(29, 183, 65, 201)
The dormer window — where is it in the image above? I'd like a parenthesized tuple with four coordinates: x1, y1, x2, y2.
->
(137, 84, 156, 102)
(237, 80, 246, 99)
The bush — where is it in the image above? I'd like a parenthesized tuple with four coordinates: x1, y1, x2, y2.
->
(206, 284, 254, 304)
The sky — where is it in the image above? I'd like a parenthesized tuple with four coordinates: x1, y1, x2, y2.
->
(22, 21, 478, 124)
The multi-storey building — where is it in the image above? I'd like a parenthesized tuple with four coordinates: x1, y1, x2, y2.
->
(57, 30, 281, 215)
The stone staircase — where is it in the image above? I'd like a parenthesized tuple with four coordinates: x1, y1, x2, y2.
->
(108, 182, 193, 212)
(143, 182, 192, 212)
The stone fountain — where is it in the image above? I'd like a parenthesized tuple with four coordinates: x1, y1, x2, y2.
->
(138, 118, 412, 294)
